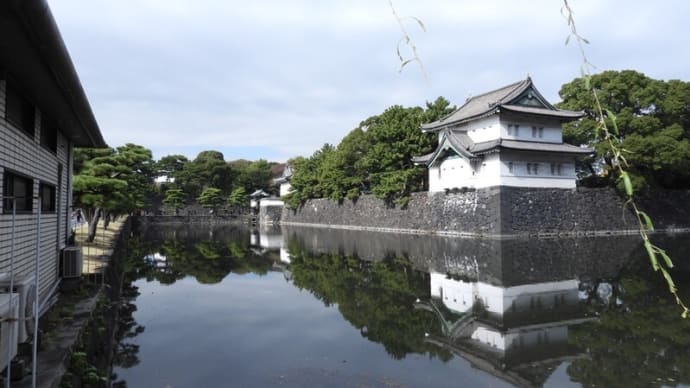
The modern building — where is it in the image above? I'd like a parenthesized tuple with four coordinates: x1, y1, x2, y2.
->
(413, 77, 592, 192)
(0, 0, 106, 347)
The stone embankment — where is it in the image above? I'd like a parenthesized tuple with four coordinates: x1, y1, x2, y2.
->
(281, 187, 690, 237)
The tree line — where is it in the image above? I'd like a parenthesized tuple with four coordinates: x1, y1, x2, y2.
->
(73, 146, 278, 241)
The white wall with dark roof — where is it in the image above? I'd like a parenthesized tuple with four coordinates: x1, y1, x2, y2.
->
(499, 118, 562, 143)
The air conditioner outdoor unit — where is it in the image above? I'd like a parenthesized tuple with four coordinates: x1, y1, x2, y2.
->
(0, 274, 37, 344)
(62, 246, 83, 279)
(0, 293, 19, 372)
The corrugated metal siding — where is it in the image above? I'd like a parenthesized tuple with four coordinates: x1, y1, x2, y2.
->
(0, 79, 70, 303)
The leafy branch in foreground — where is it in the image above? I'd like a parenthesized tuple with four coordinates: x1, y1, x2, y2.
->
(562, 0, 689, 319)
(389, 0, 428, 80)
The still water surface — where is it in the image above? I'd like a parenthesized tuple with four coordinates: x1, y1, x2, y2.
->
(112, 225, 690, 388)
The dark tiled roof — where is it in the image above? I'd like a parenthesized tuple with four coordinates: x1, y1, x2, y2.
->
(500, 105, 584, 118)
(473, 139, 593, 155)
(421, 77, 583, 131)
(412, 132, 593, 166)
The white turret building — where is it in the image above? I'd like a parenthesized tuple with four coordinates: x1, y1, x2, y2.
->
(413, 78, 592, 192)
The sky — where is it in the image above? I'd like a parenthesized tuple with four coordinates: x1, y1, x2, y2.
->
(48, 0, 690, 163)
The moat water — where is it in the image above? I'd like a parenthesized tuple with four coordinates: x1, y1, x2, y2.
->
(111, 224, 690, 388)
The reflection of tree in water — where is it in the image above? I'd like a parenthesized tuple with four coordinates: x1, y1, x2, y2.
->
(111, 226, 278, 385)
(568, 263, 690, 388)
(287, 240, 451, 361)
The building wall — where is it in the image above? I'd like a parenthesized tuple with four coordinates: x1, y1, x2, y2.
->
(453, 116, 501, 144)
(259, 198, 284, 225)
(279, 182, 292, 197)
(499, 117, 562, 143)
(430, 152, 578, 192)
(430, 156, 474, 192)
(0, 79, 71, 302)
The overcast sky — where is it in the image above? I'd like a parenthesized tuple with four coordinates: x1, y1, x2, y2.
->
(49, 0, 690, 162)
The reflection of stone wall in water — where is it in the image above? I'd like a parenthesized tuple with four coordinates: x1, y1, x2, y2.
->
(281, 187, 690, 236)
(282, 226, 641, 286)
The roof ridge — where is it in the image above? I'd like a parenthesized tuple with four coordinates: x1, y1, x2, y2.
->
(467, 78, 530, 104)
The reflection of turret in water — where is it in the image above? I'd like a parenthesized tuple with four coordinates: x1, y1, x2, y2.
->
(418, 272, 593, 388)
(280, 225, 641, 387)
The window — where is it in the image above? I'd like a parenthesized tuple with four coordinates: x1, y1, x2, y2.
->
(39, 183, 56, 212)
(508, 162, 513, 173)
(514, 125, 520, 136)
(40, 116, 58, 153)
(532, 126, 537, 137)
(538, 127, 544, 138)
(527, 163, 539, 175)
(507, 124, 513, 135)
(527, 163, 532, 175)
(3, 171, 33, 212)
(5, 82, 35, 138)
(550, 163, 562, 176)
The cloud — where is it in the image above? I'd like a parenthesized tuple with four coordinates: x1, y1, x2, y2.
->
(49, 0, 690, 161)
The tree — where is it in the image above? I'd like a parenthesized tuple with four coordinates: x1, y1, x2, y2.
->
(73, 143, 155, 241)
(227, 186, 248, 213)
(197, 187, 224, 214)
(163, 188, 186, 215)
(175, 151, 234, 198)
(558, 70, 690, 190)
(234, 159, 274, 194)
(284, 97, 454, 207)
(155, 154, 189, 186)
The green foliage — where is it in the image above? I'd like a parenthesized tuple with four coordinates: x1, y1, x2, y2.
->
(73, 143, 155, 217)
(130, 227, 273, 285)
(567, 270, 690, 387)
(284, 97, 454, 207)
(155, 154, 188, 179)
(175, 151, 235, 198)
(163, 188, 186, 214)
(558, 70, 690, 189)
(287, 242, 452, 360)
(197, 187, 224, 212)
(234, 159, 274, 194)
(227, 186, 248, 209)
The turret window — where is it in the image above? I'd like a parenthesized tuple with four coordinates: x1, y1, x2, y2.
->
(550, 163, 563, 176)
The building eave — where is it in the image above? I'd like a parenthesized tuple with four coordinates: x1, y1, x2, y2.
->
(0, 0, 106, 147)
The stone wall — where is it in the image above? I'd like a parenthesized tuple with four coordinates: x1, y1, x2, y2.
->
(282, 225, 641, 286)
(281, 187, 690, 237)
(281, 189, 501, 236)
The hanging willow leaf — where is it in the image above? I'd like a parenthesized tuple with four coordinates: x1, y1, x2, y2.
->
(638, 211, 654, 231)
(605, 109, 619, 135)
(657, 248, 674, 268)
(644, 240, 659, 271)
(399, 58, 415, 72)
(682, 310, 689, 319)
(621, 171, 633, 197)
(662, 268, 678, 293)
(409, 16, 426, 32)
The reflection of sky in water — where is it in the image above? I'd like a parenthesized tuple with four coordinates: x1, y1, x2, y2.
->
(115, 272, 513, 388)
